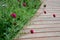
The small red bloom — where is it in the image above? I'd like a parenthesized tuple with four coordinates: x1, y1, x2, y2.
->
(30, 29, 34, 34)
(23, 3, 26, 7)
(44, 11, 46, 14)
(11, 13, 16, 18)
(53, 14, 56, 18)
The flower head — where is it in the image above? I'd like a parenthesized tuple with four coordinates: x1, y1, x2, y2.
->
(11, 13, 16, 18)
(30, 29, 34, 34)
(23, 3, 26, 7)
(44, 11, 46, 14)
(53, 14, 56, 18)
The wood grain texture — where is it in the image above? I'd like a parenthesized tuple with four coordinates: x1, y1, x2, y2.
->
(14, 0, 60, 40)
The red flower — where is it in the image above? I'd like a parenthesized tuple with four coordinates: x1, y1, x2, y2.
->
(11, 13, 16, 18)
(30, 29, 34, 34)
(23, 3, 26, 7)
(53, 14, 56, 18)
(44, 11, 46, 14)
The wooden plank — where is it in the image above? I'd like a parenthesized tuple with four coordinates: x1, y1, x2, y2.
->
(14, 0, 60, 40)
(26, 24, 60, 29)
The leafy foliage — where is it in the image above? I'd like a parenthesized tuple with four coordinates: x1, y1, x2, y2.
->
(0, 0, 41, 40)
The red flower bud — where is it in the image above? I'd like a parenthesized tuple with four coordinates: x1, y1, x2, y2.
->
(53, 14, 56, 18)
(44, 11, 46, 14)
(11, 13, 16, 18)
(30, 29, 34, 34)
(23, 3, 26, 7)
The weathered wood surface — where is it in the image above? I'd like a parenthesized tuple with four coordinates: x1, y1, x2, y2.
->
(14, 0, 60, 40)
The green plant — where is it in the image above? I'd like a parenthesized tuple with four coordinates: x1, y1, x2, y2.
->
(0, 0, 42, 40)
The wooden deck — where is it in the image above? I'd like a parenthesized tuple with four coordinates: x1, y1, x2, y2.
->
(14, 0, 60, 40)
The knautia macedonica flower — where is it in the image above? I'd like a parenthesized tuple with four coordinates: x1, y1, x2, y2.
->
(30, 29, 34, 34)
(23, 3, 26, 7)
(44, 11, 46, 14)
(11, 13, 16, 18)
(53, 14, 56, 18)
